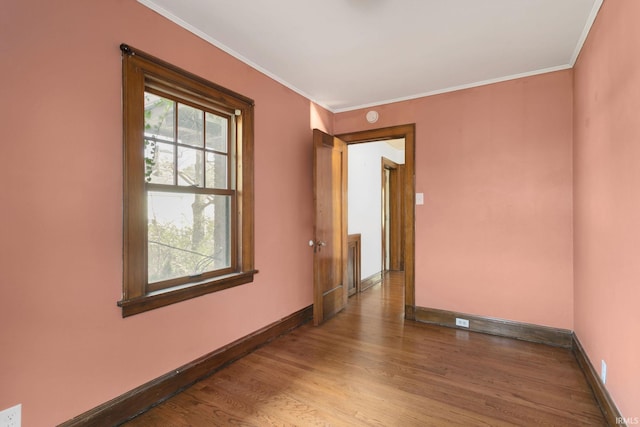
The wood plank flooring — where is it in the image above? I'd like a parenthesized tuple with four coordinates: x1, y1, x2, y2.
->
(123, 272, 606, 426)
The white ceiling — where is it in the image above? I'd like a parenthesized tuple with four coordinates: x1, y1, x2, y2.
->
(138, 0, 602, 112)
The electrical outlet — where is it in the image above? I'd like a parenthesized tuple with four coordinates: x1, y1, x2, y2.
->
(601, 360, 607, 384)
(0, 404, 21, 427)
(455, 318, 469, 328)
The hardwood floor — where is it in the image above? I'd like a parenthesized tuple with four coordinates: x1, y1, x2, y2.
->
(124, 272, 605, 426)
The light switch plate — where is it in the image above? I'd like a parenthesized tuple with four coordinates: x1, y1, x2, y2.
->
(416, 193, 424, 205)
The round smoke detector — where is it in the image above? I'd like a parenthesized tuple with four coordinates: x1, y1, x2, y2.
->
(366, 110, 379, 123)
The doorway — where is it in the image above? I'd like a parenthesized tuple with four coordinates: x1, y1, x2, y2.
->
(338, 124, 416, 320)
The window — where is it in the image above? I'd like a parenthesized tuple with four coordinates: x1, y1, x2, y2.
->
(118, 44, 256, 317)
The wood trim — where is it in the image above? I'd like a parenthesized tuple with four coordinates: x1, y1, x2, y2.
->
(120, 44, 255, 107)
(415, 306, 573, 348)
(120, 44, 256, 316)
(59, 306, 313, 427)
(572, 334, 625, 427)
(337, 124, 416, 319)
(360, 271, 383, 292)
(347, 234, 361, 296)
(118, 271, 257, 317)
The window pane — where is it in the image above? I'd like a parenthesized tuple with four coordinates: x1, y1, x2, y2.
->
(148, 191, 232, 284)
(178, 103, 204, 147)
(205, 112, 228, 152)
(206, 152, 228, 189)
(145, 141, 175, 184)
(144, 93, 174, 140)
(177, 147, 204, 187)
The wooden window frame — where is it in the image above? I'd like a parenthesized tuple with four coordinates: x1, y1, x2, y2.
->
(118, 44, 256, 317)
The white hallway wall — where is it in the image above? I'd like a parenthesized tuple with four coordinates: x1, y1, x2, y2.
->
(348, 141, 405, 279)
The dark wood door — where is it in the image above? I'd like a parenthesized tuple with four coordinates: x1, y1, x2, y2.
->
(382, 159, 405, 272)
(312, 129, 348, 326)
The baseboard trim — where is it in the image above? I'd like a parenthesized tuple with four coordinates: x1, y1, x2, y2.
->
(404, 304, 416, 321)
(414, 306, 573, 348)
(360, 271, 383, 292)
(59, 305, 313, 427)
(572, 334, 625, 427)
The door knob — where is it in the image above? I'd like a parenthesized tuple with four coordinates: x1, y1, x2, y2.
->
(309, 240, 326, 252)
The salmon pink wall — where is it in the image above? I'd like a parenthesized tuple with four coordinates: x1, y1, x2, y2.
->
(335, 71, 574, 329)
(574, 0, 640, 419)
(0, 1, 322, 425)
(4, 0, 634, 423)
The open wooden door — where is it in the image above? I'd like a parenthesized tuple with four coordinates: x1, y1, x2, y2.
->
(312, 129, 348, 326)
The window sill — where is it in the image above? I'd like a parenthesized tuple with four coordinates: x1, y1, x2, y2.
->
(118, 270, 258, 317)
